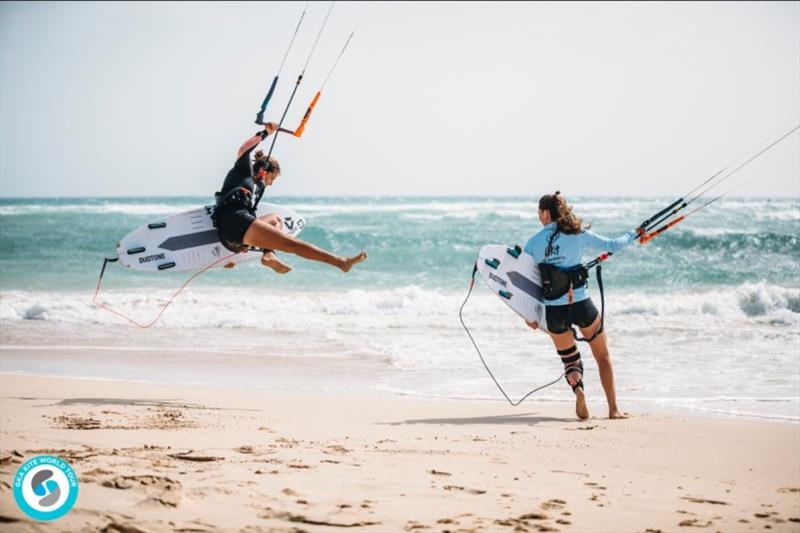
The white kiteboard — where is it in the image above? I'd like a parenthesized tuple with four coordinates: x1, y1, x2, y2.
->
(476, 244, 548, 331)
(117, 203, 305, 272)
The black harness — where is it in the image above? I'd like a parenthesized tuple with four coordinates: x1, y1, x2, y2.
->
(539, 230, 607, 343)
(210, 187, 256, 253)
(539, 262, 590, 301)
(211, 186, 254, 224)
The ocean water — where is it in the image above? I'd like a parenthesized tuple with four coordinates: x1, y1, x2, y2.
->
(1, 196, 799, 421)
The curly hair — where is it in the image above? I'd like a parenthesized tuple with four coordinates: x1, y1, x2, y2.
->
(538, 191, 591, 234)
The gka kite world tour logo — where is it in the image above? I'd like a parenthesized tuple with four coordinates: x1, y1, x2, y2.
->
(13, 455, 78, 521)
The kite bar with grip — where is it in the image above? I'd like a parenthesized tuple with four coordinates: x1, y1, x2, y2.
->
(640, 216, 685, 244)
(639, 198, 683, 231)
(645, 202, 687, 234)
(255, 76, 279, 125)
(293, 91, 321, 138)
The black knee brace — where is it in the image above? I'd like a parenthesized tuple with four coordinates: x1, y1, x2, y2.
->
(557, 344, 584, 392)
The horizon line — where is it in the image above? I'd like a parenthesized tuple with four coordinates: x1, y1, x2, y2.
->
(1, 193, 799, 200)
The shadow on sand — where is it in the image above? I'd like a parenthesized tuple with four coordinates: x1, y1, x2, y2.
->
(381, 411, 576, 426)
(10, 397, 258, 411)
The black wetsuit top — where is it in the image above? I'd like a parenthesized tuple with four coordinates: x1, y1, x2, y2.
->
(214, 130, 269, 252)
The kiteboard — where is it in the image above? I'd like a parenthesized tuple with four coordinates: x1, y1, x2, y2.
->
(476, 244, 548, 331)
(117, 203, 305, 272)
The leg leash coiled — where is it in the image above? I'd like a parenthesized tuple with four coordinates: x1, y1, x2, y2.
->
(459, 264, 564, 407)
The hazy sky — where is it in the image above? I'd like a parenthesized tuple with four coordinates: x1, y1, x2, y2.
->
(1, 1, 798, 198)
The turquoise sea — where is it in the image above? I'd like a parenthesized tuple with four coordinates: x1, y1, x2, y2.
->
(1, 196, 799, 421)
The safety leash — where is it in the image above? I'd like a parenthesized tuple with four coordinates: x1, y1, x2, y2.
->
(92, 251, 238, 329)
(572, 254, 610, 343)
(459, 263, 565, 407)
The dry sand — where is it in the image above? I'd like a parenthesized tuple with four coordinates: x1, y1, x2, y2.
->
(0, 373, 798, 532)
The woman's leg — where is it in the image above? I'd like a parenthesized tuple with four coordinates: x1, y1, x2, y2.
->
(242, 218, 367, 272)
(578, 316, 628, 419)
(547, 329, 589, 420)
(255, 214, 291, 274)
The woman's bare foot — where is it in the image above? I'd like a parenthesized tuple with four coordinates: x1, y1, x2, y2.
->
(609, 411, 630, 420)
(261, 251, 291, 274)
(339, 251, 368, 273)
(575, 388, 589, 420)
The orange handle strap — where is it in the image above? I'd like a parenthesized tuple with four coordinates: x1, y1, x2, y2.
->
(640, 215, 685, 244)
(293, 91, 321, 138)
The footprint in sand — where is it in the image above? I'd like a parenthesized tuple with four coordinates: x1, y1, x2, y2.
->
(681, 497, 729, 505)
(444, 485, 486, 495)
(100, 475, 182, 508)
(678, 518, 713, 528)
(495, 513, 553, 531)
(541, 498, 566, 510)
(54, 415, 102, 430)
(168, 451, 224, 462)
(261, 508, 379, 528)
(324, 444, 351, 455)
(80, 467, 115, 483)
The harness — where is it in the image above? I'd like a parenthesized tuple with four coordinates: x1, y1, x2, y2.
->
(211, 187, 255, 253)
(538, 259, 606, 343)
(212, 186, 254, 220)
(539, 229, 608, 343)
(539, 263, 589, 302)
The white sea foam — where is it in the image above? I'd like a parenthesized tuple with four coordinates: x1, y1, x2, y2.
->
(2, 283, 797, 328)
(3, 197, 795, 225)
(2, 282, 798, 421)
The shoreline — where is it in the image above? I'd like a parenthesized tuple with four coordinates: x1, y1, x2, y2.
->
(1, 360, 799, 426)
(1, 373, 799, 532)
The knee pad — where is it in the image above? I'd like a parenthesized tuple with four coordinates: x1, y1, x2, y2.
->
(557, 345, 584, 391)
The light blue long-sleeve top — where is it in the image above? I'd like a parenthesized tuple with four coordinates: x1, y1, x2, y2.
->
(523, 223, 637, 306)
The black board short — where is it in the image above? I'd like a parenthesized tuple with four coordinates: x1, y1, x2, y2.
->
(216, 207, 256, 253)
(545, 298, 599, 334)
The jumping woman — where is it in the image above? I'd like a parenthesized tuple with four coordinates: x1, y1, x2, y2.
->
(523, 192, 637, 420)
(213, 122, 367, 274)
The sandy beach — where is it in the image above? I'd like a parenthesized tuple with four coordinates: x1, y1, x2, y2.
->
(0, 372, 798, 532)
(2, 0, 800, 530)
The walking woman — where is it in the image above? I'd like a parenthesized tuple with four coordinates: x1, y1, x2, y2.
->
(523, 192, 637, 420)
(214, 122, 367, 274)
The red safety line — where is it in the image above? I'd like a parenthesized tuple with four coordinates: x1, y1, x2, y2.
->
(92, 251, 239, 329)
